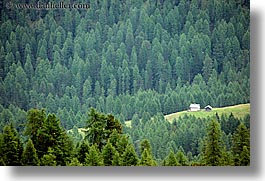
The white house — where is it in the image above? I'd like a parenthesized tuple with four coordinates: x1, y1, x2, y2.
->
(189, 104, 200, 111)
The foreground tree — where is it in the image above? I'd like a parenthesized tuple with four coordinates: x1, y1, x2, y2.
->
(85, 144, 104, 166)
(85, 108, 122, 150)
(40, 148, 57, 166)
(1, 123, 22, 165)
(102, 140, 118, 166)
(139, 148, 157, 166)
(120, 144, 139, 166)
(24, 109, 46, 157)
(77, 140, 90, 164)
(176, 149, 189, 166)
(202, 119, 226, 166)
(24, 109, 73, 165)
(232, 123, 250, 166)
(67, 157, 83, 166)
(163, 150, 179, 166)
(21, 138, 39, 166)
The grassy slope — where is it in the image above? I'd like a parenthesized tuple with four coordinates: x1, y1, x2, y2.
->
(165, 103, 250, 123)
(71, 104, 250, 129)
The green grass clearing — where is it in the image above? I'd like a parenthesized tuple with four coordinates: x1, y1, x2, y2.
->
(165, 103, 250, 123)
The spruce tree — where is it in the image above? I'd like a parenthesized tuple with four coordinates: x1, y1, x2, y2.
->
(102, 140, 117, 166)
(176, 149, 189, 166)
(232, 123, 250, 166)
(40, 148, 57, 166)
(139, 148, 157, 166)
(203, 119, 226, 166)
(77, 140, 90, 164)
(85, 144, 104, 166)
(164, 150, 179, 166)
(24, 109, 46, 158)
(21, 138, 39, 166)
(120, 144, 139, 166)
(112, 151, 120, 166)
(1, 123, 21, 165)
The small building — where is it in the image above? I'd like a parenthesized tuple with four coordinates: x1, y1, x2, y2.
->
(204, 105, 213, 111)
(189, 104, 200, 112)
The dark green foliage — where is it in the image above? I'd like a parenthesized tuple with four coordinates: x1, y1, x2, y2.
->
(77, 140, 90, 164)
(0, 0, 250, 167)
(0, 0, 249, 129)
(40, 148, 57, 166)
(176, 149, 189, 166)
(21, 139, 39, 166)
(1, 123, 22, 165)
(102, 141, 118, 166)
(139, 148, 157, 166)
(85, 108, 122, 150)
(232, 123, 250, 166)
(24, 109, 46, 156)
(85, 144, 104, 166)
(240, 146, 250, 166)
(140, 139, 152, 154)
(112, 151, 121, 166)
(202, 119, 226, 166)
(164, 150, 179, 166)
(120, 144, 139, 166)
(67, 157, 83, 166)
(40, 114, 73, 166)
(220, 113, 241, 135)
(24, 109, 73, 165)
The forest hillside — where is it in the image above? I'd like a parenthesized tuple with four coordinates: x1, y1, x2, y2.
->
(0, 0, 250, 166)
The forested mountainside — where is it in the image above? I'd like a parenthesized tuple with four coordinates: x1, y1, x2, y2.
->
(0, 0, 250, 166)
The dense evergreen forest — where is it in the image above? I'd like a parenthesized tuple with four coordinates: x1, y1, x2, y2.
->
(0, 0, 250, 166)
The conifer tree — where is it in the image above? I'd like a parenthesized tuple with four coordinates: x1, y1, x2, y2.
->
(77, 140, 90, 164)
(85, 144, 104, 166)
(175, 149, 189, 166)
(24, 109, 46, 157)
(112, 151, 120, 166)
(40, 148, 57, 166)
(1, 123, 22, 165)
(21, 138, 39, 166)
(164, 150, 179, 166)
(139, 148, 157, 166)
(240, 146, 250, 166)
(232, 123, 250, 166)
(120, 144, 139, 166)
(102, 140, 117, 166)
(203, 119, 226, 166)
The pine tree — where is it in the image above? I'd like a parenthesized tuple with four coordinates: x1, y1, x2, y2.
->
(77, 140, 90, 164)
(120, 144, 139, 166)
(24, 109, 46, 157)
(164, 150, 179, 166)
(85, 144, 104, 166)
(202, 53, 213, 82)
(1, 123, 21, 165)
(203, 119, 226, 166)
(21, 139, 39, 166)
(102, 141, 117, 166)
(232, 123, 250, 166)
(139, 148, 157, 166)
(112, 151, 120, 166)
(240, 146, 250, 166)
(85, 108, 122, 150)
(175, 149, 189, 166)
(40, 148, 57, 166)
